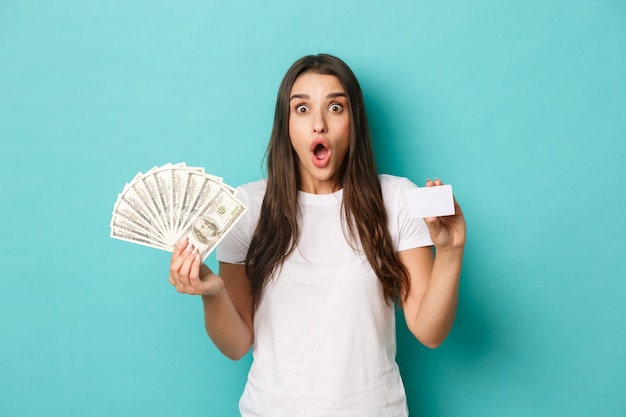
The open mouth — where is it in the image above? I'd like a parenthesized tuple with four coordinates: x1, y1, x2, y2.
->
(314, 143, 329, 160)
(310, 139, 331, 167)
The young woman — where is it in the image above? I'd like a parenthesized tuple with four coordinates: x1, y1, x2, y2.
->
(169, 54, 466, 416)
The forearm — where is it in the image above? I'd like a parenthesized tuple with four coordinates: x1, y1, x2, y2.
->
(408, 247, 463, 348)
(201, 285, 253, 360)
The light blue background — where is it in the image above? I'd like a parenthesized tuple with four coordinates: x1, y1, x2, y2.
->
(1, 1, 625, 416)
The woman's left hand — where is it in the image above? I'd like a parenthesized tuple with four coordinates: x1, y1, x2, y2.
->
(423, 178, 466, 251)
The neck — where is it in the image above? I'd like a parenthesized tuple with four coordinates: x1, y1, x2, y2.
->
(298, 176, 342, 194)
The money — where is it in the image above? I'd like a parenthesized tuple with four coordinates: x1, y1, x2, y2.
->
(110, 162, 246, 260)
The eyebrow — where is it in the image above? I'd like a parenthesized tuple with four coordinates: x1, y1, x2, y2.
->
(289, 92, 348, 101)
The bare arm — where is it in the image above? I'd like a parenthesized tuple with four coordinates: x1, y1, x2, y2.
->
(169, 238, 254, 360)
(400, 178, 466, 348)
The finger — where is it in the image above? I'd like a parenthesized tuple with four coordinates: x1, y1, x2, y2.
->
(448, 192, 463, 215)
(188, 253, 206, 291)
(169, 257, 186, 287)
(179, 246, 200, 292)
(178, 249, 193, 285)
(425, 179, 434, 187)
(453, 200, 463, 215)
(169, 238, 191, 278)
(188, 252, 202, 284)
(433, 178, 444, 186)
(172, 237, 188, 258)
(425, 215, 442, 235)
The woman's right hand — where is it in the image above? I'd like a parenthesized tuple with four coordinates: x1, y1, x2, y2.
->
(169, 237, 224, 297)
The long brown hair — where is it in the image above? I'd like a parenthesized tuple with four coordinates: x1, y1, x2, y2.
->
(245, 54, 410, 307)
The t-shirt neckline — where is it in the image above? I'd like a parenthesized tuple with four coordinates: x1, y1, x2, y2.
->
(297, 188, 343, 207)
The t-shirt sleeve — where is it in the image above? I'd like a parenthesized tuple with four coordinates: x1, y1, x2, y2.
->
(215, 182, 262, 265)
(383, 175, 434, 252)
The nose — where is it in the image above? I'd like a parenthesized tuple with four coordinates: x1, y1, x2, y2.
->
(312, 109, 327, 134)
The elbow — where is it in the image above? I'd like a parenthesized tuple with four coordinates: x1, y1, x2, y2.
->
(224, 350, 248, 361)
(420, 338, 444, 349)
(205, 326, 253, 361)
(215, 335, 253, 361)
(218, 343, 251, 361)
(408, 325, 446, 349)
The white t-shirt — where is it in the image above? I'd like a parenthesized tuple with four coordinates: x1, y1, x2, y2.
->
(216, 174, 433, 417)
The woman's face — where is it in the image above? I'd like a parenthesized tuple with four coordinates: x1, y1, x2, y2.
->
(288, 72, 351, 194)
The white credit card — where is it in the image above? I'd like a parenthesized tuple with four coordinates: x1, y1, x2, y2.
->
(406, 184, 455, 218)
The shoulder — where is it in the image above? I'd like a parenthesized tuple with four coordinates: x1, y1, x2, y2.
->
(233, 178, 268, 227)
(234, 179, 267, 207)
(379, 173, 414, 188)
(378, 174, 433, 250)
(379, 174, 418, 203)
(236, 178, 267, 196)
(232, 178, 267, 227)
(215, 179, 266, 263)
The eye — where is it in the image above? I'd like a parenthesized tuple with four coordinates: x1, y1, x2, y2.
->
(295, 104, 308, 113)
(329, 103, 343, 112)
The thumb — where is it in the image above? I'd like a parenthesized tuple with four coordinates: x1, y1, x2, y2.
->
(425, 216, 442, 239)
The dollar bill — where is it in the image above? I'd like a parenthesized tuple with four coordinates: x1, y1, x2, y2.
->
(110, 198, 168, 245)
(177, 171, 217, 232)
(110, 162, 246, 258)
(116, 185, 167, 240)
(179, 187, 247, 260)
(171, 166, 221, 230)
(110, 228, 171, 252)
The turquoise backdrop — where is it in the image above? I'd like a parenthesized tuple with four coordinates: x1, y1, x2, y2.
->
(1, 1, 625, 416)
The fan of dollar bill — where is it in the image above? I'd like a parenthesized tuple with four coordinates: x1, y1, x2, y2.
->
(110, 162, 247, 260)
